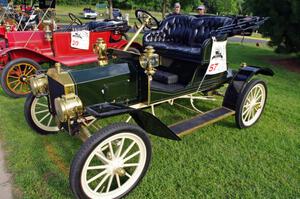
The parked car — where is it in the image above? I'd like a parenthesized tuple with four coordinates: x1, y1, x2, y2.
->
(113, 8, 122, 20)
(82, 8, 98, 19)
(0, 13, 141, 98)
(24, 9, 273, 199)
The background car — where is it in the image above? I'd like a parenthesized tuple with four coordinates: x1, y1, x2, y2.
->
(82, 7, 98, 19)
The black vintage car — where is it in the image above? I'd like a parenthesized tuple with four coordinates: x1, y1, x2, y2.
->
(24, 10, 273, 199)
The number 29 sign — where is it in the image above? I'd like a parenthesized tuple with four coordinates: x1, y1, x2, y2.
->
(71, 30, 90, 50)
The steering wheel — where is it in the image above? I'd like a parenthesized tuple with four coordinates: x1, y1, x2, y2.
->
(68, 13, 82, 25)
(135, 9, 159, 30)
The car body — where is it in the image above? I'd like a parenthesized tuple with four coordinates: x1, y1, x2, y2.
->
(25, 10, 273, 199)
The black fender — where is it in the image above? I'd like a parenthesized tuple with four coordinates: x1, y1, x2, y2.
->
(223, 66, 274, 110)
(86, 103, 181, 141)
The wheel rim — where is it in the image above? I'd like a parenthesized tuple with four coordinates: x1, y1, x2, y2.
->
(31, 96, 59, 132)
(5, 63, 38, 95)
(81, 132, 147, 199)
(241, 84, 266, 126)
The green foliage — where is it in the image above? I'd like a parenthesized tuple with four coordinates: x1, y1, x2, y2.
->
(245, 0, 300, 53)
(203, 0, 239, 14)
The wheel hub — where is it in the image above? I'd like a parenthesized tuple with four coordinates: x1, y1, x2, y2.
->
(20, 75, 28, 83)
(107, 157, 125, 176)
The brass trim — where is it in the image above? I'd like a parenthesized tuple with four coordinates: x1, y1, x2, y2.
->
(47, 63, 75, 95)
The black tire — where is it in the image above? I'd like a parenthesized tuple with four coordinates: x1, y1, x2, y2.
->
(235, 79, 268, 129)
(70, 123, 152, 199)
(24, 93, 59, 135)
(1, 58, 41, 98)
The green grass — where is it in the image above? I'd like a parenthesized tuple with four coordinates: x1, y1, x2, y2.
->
(54, 5, 163, 25)
(0, 42, 300, 198)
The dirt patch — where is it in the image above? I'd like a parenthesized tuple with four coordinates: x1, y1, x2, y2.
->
(43, 138, 69, 176)
(268, 58, 300, 73)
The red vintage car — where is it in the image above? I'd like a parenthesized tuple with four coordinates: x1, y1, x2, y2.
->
(0, 15, 141, 98)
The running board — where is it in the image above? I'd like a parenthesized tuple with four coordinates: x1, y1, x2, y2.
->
(169, 107, 235, 137)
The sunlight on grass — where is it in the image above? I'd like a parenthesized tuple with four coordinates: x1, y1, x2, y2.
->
(0, 43, 299, 198)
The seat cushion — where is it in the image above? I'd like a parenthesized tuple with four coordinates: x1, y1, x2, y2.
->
(153, 70, 178, 84)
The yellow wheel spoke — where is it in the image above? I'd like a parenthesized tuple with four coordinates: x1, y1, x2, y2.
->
(25, 67, 35, 76)
(12, 82, 21, 90)
(8, 79, 19, 85)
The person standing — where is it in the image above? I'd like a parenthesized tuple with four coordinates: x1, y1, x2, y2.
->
(166, 2, 181, 18)
(196, 5, 206, 15)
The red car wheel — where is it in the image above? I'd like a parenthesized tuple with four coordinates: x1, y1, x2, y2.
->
(1, 58, 41, 98)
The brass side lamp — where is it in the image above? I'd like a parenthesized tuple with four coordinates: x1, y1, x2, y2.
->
(139, 46, 159, 105)
(93, 38, 108, 66)
(5, 22, 11, 32)
(44, 20, 52, 41)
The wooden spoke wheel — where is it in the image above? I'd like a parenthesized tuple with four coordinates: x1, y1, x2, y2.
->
(235, 79, 267, 128)
(1, 58, 41, 98)
(24, 93, 60, 135)
(70, 123, 152, 199)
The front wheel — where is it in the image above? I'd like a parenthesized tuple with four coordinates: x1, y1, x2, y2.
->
(235, 79, 268, 128)
(1, 58, 41, 98)
(70, 123, 152, 199)
(24, 93, 60, 135)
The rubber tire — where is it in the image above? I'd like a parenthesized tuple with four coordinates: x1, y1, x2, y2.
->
(1, 58, 41, 98)
(24, 93, 59, 135)
(70, 122, 152, 199)
(235, 79, 268, 129)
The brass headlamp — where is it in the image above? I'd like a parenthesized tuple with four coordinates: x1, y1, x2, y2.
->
(30, 73, 48, 96)
(54, 93, 83, 123)
(139, 46, 159, 104)
(93, 38, 108, 66)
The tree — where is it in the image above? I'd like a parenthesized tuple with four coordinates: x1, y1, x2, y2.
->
(203, 0, 239, 14)
(108, 0, 113, 19)
(245, 0, 300, 53)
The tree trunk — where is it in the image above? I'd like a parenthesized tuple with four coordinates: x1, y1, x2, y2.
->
(108, 0, 113, 19)
(162, 0, 167, 18)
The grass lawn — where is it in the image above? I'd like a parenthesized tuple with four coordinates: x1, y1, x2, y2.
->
(54, 5, 163, 25)
(0, 42, 299, 198)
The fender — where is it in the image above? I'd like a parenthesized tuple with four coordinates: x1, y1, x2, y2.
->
(0, 46, 54, 65)
(86, 103, 181, 141)
(223, 66, 274, 110)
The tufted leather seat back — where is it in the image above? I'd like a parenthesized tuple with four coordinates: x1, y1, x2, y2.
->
(143, 15, 234, 63)
(144, 15, 233, 47)
(189, 16, 234, 46)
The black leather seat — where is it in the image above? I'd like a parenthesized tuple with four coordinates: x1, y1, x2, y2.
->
(143, 15, 234, 63)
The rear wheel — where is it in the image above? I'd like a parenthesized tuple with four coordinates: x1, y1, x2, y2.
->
(24, 93, 59, 135)
(70, 123, 151, 199)
(1, 58, 41, 98)
(235, 79, 267, 128)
